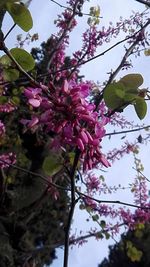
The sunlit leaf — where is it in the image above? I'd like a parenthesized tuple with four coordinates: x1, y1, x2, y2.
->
(124, 93, 136, 102)
(0, 54, 12, 66)
(120, 74, 143, 90)
(104, 83, 125, 109)
(1, 48, 35, 72)
(0, 0, 18, 9)
(6, 2, 33, 31)
(134, 97, 147, 120)
(126, 241, 143, 262)
(144, 49, 150, 56)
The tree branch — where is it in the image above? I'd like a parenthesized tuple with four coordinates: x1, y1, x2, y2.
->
(105, 125, 150, 137)
(2, 43, 41, 87)
(0, 159, 67, 191)
(50, 0, 102, 18)
(63, 149, 80, 267)
(77, 190, 150, 210)
(47, 0, 82, 70)
(135, 0, 150, 7)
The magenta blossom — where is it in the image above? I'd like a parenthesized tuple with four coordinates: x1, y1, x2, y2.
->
(22, 80, 110, 171)
(24, 87, 42, 107)
(0, 152, 16, 168)
(0, 120, 5, 136)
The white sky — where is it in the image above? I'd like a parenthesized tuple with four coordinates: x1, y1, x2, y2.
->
(2, 0, 150, 266)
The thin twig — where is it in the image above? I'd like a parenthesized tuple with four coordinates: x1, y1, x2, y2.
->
(132, 166, 150, 182)
(50, 0, 102, 18)
(70, 223, 125, 245)
(135, 0, 150, 7)
(0, 18, 149, 88)
(0, 159, 67, 191)
(47, 0, 82, 70)
(2, 44, 41, 87)
(94, 18, 150, 108)
(77, 190, 150, 210)
(105, 125, 150, 137)
(3, 23, 16, 41)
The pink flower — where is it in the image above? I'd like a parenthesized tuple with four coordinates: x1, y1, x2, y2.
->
(23, 80, 110, 171)
(24, 87, 42, 108)
(20, 116, 39, 129)
(0, 120, 5, 136)
(0, 152, 16, 168)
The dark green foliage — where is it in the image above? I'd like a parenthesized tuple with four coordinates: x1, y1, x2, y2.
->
(98, 224, 150, 267)
(0, 38, 70, 267)
(0, 120, 70, 266)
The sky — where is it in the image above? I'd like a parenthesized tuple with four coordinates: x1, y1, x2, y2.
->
(2, 0, 150, 267)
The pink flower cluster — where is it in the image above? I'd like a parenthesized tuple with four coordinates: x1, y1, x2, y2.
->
(107, 141, 137, 163)
(22, 80, 110, 171)
(85, 173, 101, 193)
(0, 152, 16, 168)
(0, 102, 16, 113)
(132, 176, 149, 206)
(55, 10, 77, 32)
(0, 120, 5, 136)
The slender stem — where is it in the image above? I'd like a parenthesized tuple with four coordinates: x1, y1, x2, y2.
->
(33, 19, 150, 79)
(77, 190, 150, 210)
(106, 41, 139, 86)
(50, 0, 102, 18)
(63, 150, 80, 267)
(70, 223, 125, 245)
(3, 23, 16, 41)
(47, 0, 81, 71)
(1, 18, 149, 88)
(2, 44, 41, 87)
(135, 0, 150, 7)
(0, 159, 67, 191)
(105, 125, 150, 137)
(132, 166, 150, 182)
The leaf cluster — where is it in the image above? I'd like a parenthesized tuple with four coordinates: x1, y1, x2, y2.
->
(104, 74, 147, 119)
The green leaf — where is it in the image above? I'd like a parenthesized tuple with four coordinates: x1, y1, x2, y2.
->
(104, 232, 110, 240)
(10, 48, 35, 71)
(96, 232, 104, 239)
(120, 74, 143, 90)
(124, 93, 136, 103)
(126, 241, 143, 262)
(11, 96, 20, 105)
(92, 214, 99, 221)
(103, 83, 125, 109)
(6, 2, 33, 32)
(100, 220, 106, 228)
(68, 152, 75, 165)
(0, 54, 12, 66)
(0, 0, 18, 9)
(134, 98, 147, 120)
(134, 229, 143, 238)
(115, 86, 125, 99)
(0, 96, 7, 104)
(3, 68, 19, 81)
(42, 155, 62, 176)
(0, 48, 35, 71)
(144, 49, 150, 56)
